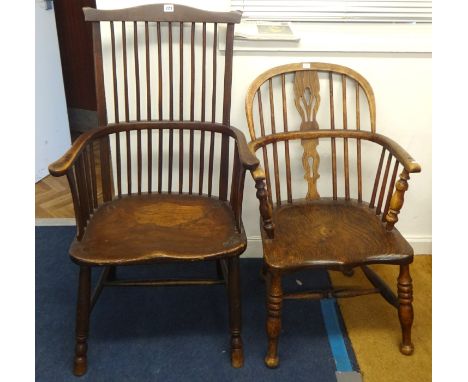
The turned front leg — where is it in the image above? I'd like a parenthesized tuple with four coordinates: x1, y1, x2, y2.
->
(228, 257, 244, 368)
(398, 264, 414, 355)
(74, 266, 91, 376)
(265, 271, 283, 368)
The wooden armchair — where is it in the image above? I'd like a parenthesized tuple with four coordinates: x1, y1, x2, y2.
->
(245, 63, 421, 368)
(48, 4, 257, 375)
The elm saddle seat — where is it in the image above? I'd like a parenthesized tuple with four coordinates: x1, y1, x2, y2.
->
(70, 194, 246, 265)
(264, 198, 413, 271)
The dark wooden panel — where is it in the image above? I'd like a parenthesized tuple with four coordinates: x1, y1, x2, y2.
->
(54, 0, 97, 111)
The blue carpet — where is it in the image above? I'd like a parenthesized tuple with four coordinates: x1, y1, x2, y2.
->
(36, 226, 357, 381)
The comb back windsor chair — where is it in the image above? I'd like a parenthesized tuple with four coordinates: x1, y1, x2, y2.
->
(48, 3, 258, 375)
(245, 62, 421, 367)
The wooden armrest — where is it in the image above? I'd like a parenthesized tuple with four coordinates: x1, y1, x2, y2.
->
(48, 129, 97, 177)
(370, 133, 421, 174)
(250, 130, 421, 174)
(229, 126, 260, 170)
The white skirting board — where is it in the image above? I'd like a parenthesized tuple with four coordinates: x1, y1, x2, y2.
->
(35, 219, 432, 255)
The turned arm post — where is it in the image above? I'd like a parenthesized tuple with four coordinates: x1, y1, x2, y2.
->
(252, 167, 275, 239)
(385, 169, 410, 231)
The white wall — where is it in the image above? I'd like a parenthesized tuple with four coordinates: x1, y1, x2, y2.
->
(35, 2, 71, 181)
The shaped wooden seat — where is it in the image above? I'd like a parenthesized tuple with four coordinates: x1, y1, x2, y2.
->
(264, 198, 412, 271)
(48, 4, 255, 375)
(245, 62, 421, 367)
(70, 193, 246, 265)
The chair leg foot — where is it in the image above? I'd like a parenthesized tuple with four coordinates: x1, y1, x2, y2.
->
(73, 355, 88, 377)
(73, 266, 91, 376)
(265, 271, 282, 368)
(265, 355, 280, 368)
(231, 345, 244, 368)
(228, 257, 244, 368)
(400, 344, 414, 356)
(397, 264, 414, 356)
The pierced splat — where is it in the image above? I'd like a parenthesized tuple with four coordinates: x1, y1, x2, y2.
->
(294, 70, 321, 200)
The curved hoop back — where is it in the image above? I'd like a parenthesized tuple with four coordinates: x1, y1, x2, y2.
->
(245, 62, 376, 141)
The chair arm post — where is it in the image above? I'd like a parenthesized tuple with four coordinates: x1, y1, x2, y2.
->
(385, 169, 410, 231)
(252, 168, 275, 239)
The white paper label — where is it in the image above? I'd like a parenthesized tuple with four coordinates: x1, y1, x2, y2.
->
(164, 4, 174, 12)
(302, 63, 311, 69)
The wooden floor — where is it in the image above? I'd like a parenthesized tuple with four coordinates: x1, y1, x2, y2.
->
(36, 174, 75, 219)
(35, 164, 432, 382)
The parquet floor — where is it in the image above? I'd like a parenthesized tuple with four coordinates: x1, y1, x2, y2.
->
(36, 174, 75, 218)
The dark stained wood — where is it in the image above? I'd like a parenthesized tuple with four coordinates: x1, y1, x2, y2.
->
(147, 128, 152, 193)
(122, 22, 130, 122)
(157, 21, 162, 120)
(201, 23, 207, 122)
(103, 278, 224, 287)
(145, 22, 151, 120)
(190, 22, 195, 121)
(179, 22, 184, 120)
(283, 287, 380, 300)
(208, 132, 215, 197)
(98, 137, 112, 202)
(199, 131, 206, 195)
(110, 22, 119, 123)
(137, 129, 142, 194)
(126, 130, 131, 194)
(70, 193, 246, 264)
(158, 128, 163, 193)
(55, 0, 96, 111)
(49, 3, 246, 373)
(228, 257, 244, 368)
(211, 23, 218, 122)
(168, 22, 174, 121)
(83, 4, 242, 23)
(73, 266, 91, 376)
(245, 62, 421, 367)
(115, 133, 122, 197)
(134, 22, 141, 121)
